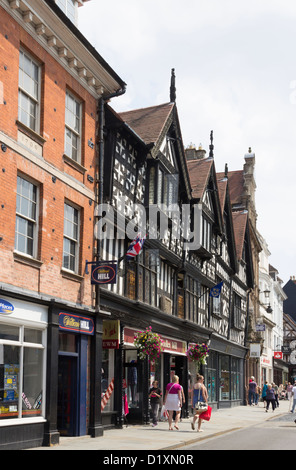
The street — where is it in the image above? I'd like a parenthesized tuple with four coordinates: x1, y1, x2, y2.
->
(183, 412, 296, 450)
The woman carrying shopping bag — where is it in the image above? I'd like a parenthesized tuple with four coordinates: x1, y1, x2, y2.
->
(191, 374, 209, 432)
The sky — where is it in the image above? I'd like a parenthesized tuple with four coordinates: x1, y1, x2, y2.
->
(79, 0, 296, 285)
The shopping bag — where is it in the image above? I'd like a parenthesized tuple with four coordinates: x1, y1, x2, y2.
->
(199, 405, 212, 421)
(161, 405, 168, 420)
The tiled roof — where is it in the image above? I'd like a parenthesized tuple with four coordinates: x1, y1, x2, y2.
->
(227, 170, 244, 205)
(232, 211, 248, 260)
(186, 158, 213, 200)
(118, 103, 174, 146)
(216, 173, 228, 211)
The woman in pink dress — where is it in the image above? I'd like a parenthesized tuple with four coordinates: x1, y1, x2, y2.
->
(163, 375, 183, 430)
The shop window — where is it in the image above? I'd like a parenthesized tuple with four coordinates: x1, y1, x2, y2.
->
(101, 349, 114, 412)
(0, 324, 45, 421)
(219, 355, 230, 401)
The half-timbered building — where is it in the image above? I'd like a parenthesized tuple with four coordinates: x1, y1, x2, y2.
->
(96, 73, 255, 425)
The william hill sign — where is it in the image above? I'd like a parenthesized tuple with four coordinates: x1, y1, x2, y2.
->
(91, 261, 117, 285)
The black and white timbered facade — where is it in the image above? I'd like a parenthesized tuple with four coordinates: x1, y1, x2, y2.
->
(96, 83, 254, 426)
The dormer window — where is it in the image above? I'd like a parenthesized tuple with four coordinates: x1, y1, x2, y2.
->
(56, 0, 77, 24)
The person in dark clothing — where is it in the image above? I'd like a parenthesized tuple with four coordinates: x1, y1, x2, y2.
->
(149, 380, 162, 426)
(248, 377, 257, 406)
(265, 384, 276, 412)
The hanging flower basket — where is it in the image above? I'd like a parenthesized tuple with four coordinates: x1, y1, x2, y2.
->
(134, 327, 164, 364)
(186, 343, 209, 370)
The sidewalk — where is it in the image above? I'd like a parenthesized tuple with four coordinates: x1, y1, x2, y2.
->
(30, 400, 292, 451)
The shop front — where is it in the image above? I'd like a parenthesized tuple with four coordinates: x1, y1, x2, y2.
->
(100, 324, 189, 426)
(44, 302, 101, 446)
(0, 295, 47, 450)
(193, 337, 246, 410)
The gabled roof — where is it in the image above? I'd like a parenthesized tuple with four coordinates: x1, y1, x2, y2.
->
(227, 170, 244, 206)
(216, 174, 238, 273)
(186, 157, 223, 234)
(216, 175, 227, 212)
(232, 211, 248, 261)
(118, 102, 192, 200)
(232, 210, 254, 288)
(118, 103, 174, 146)
(186, 158, 213, 200)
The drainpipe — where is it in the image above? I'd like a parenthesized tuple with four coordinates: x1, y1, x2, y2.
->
(89, 86, 126, 438)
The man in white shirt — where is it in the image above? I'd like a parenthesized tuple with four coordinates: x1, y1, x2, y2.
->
(290, 382, 296, 413)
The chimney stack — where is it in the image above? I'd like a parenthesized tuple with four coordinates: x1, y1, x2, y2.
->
(185, 143, 207, 161)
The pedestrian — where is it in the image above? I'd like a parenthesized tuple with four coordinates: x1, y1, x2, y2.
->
(248, 376, 257, 406)
(163, 375, 183, 430)
(149, 380, 162, 427)
(255, 384, 260, 405)
(290, 382, 296, 413)
(272, 383, 279, 408)
(265, 384, 276, 412)
(287, 382, 293, 409)
(262, 381, 268, 408)
(191, 374, 209, 433)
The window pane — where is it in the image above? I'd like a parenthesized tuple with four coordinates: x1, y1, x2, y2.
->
(22, 348, 43, 418)
(24, 329, 42, 344)
(0, 349, 20, 420)
(0, 325, 19, 341)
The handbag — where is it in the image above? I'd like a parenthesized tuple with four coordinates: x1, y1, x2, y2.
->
(195, 388, 208, 411)
(161, 405, 168, 420)
(199, 405, 212, 421)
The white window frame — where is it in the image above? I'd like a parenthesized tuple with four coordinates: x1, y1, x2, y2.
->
(18, 49, 41, 133)
(64, 90, 82, 163)
(0, 317, 47, 426)
(56, 0, 78, 24)
(15, 175, 39, 259)
(63, 201, 80, 273)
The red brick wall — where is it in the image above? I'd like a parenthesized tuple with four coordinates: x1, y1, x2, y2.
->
(0, 6, 97, 307)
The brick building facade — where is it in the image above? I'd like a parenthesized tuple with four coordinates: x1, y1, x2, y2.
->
(0, 0, 125, 449)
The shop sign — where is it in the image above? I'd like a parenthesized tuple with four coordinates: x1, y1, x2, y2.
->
(91, 261, 117, 285)
(103, 320, 120, 349)
(123, 327, 186, 356)
(59, 313, 94, 335)
(161, 336, 186, 355)
(274, 351, 283, 359)
(250, 343, 261, 358)
(0, 299, 14, 315)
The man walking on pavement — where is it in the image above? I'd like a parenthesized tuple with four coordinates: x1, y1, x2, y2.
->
(248, 376, 257, 406)
(290, 382, 296, 413)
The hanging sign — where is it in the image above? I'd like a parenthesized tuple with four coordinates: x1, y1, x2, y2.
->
(274, 351, 283, 359)
(91, 261, 117, 285)
(103, 320, 120, 349)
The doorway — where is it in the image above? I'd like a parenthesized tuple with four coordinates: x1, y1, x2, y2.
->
(57, 354, 78, 436)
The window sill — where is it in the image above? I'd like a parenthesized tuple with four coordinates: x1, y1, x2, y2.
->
(13, 251, 43, 269)
(61, 268, 84, 283)
(63, 154, 87, 174)
(16, 120, 46, 146)
(0, 417, 46, 427)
